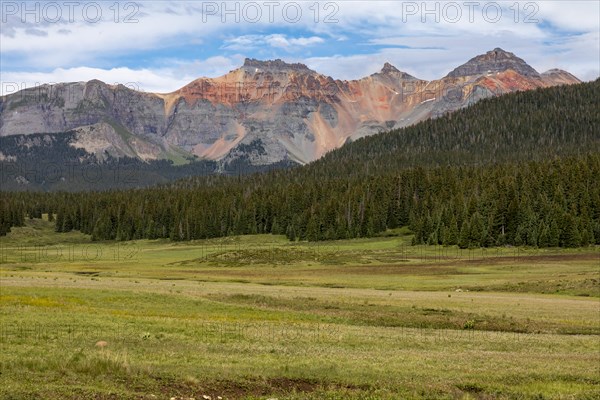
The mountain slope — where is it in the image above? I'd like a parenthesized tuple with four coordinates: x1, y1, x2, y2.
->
(2, 80, 599, 248)
(308, 79, 600, 177)
(0, 48, 580, 167)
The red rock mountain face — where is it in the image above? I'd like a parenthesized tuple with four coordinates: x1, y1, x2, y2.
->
(0, 48, 581, 165)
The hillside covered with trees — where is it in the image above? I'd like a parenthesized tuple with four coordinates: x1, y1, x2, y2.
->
(1, 80, 599, 247)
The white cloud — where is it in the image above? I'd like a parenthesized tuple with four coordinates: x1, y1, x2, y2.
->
(535, 1, 600, 32)
(3, 66, 196, 96)
(222, 34, 324, 51)
(0, 2, 224, 68)
(0, 2, 327, 68)
(165, 55, 246, 79)
(0, 1, 598, 90)
(289, 36, 324, 46)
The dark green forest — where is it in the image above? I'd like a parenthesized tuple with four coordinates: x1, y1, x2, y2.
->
(0, 132, 295, 191)
(1, 80, 599, 247)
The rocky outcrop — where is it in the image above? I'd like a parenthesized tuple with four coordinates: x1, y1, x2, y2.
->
(0, 48, 581, 166)
(70, 122, 165, 161)
(242, 58, 314, 73)
(446, 48, 540, 78)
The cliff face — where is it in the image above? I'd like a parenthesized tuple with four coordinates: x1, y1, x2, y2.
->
(0, 48, 581, 165)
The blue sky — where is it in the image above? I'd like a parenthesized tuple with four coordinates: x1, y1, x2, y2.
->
(1, 1, 598, 94)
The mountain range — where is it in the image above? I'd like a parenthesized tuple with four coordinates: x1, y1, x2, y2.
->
(0, 48, 580, 167)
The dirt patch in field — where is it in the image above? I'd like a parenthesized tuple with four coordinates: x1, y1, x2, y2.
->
(40, 376, 347, 400)
(320, 263, 463, 276)
(379, 252, 600, 269)
(460, 253, 599, 265)
(148, 376, 365, 399)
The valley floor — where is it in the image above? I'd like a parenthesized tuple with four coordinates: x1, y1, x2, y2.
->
(1, 219, 599, 399)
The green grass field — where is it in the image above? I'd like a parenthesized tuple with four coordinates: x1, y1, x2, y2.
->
(1, 218, 599, 399)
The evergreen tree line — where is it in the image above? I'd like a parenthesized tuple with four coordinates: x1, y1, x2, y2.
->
(1, 154, 599, 248)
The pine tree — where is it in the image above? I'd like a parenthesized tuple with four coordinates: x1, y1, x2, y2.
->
(548, 220, 560, 247)
(444, 216, 459, 246)
(469, 212, 485, 247)
(54, 211, 64, 233)
(286, 224, 297, 241)
(538, 221, 550, 248)
(459, 220, 470, 249)
(561, 214, 581, 248)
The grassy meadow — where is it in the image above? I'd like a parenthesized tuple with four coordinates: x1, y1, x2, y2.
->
(0, 217, 599, 399)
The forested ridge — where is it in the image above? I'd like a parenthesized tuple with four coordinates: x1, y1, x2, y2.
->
(0, 132, 295, 192)
(308, 78, 599, 177)
(1, 80, 599, 247)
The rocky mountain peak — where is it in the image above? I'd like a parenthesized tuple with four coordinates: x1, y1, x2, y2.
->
(375, 62, 418, 80)
(541, 68, 576, 77)
(381, 62, 400, 74)
(242, 58, 313, 73)
(446, 48, 540, 78)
